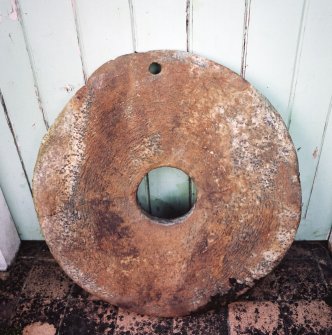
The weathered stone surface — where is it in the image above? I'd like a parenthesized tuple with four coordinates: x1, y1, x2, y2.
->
(33, 51, 301, 317)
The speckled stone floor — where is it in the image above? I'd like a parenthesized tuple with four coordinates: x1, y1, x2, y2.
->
(0, 242, 331, 335)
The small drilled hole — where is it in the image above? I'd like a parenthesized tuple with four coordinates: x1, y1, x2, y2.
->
(149, 62, 161, 75)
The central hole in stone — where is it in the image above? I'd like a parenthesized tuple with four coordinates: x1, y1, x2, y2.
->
(137, 167, 197, 221)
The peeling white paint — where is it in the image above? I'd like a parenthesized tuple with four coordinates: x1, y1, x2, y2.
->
(63, 84, 74, 92)
(9, 0, 18, 21)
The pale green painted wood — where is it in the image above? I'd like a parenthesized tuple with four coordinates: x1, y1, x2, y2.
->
(73, 0, 134, 77)
(0, 97, 42, 240)
(245, 0, 305, 122)
(192, 0, 246, 74)
(298, 100, 332, 240)
(0, 0, 47, 182)
(148, 167, 192, 219)
(137, 175, 150, 214)
(288, 0, 332, 239)
(137, 169, 197, 218)
(132, 0, 187, 52)
(18, 0, 85, 125)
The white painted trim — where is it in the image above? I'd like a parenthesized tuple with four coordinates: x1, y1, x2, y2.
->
(0, 187, 20, 271)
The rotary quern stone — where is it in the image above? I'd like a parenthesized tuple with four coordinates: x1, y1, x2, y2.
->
(33, 51, 301, 317)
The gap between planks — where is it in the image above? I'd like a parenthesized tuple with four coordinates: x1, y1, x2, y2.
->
(186, 0, 193, 52)
(240, 0, 251, 78)
(0, 90, 32, 196)
(15, 0, 49, 130)
(304, 94, 332, 219)
(128, 0, 137, 52)
(70, 0, 88, 83)
(286, 0, 309, 130)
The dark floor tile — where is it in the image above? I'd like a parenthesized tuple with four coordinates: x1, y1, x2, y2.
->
(318, 260, 332, 307)
(0, 258, 34, 299)
(9, 298, 66, 333)
(316, 250, 332, 286)
(284, 242, 329, 261)
(17, 241, 55, 262)
(244, 258, 328, 302)
(68, 284, 110, 306)
(16, 241, 42, 259)
(0, 272, 10, 281)
(280, 300, 332, 335)
(0, 297, 18, 329)
(69, 283, 91, 300)
(242, 271, 281, 301)
(21, 261, 73, 300)
(115, 308, 172, 335)
(37, 242, 54, 261)
(276, 258, 328, 301)
(0, 326, 22, 334)
(229, 301, 284, 335)
(173, 308, 228, 335)
(59, 298, 118, 335)
(1, 241, 331, 335)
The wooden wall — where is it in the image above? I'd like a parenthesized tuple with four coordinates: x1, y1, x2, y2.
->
(0, 0, 331, 240)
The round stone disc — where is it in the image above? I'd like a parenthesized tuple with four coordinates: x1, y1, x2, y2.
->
(33, 51, 301, 317)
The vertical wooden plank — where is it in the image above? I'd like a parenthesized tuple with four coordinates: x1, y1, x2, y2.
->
(132, 0, 189, 215)
(73, 0, 134, 77)
(297, 98, 332, 240)
(288, 0, 332, 240)
(0, 0, 47, 182)
(148, 167, 190, 219)
(0, 99, 42, 240)
(244, 0, 305, 122)
(0, 188, 20, 270)
(192, 0, 246, 74)
(132, 0, 187, 52)
(18, 0, 85, 125)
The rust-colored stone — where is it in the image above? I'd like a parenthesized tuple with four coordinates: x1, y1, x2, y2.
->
(33, 51, 301, 317)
